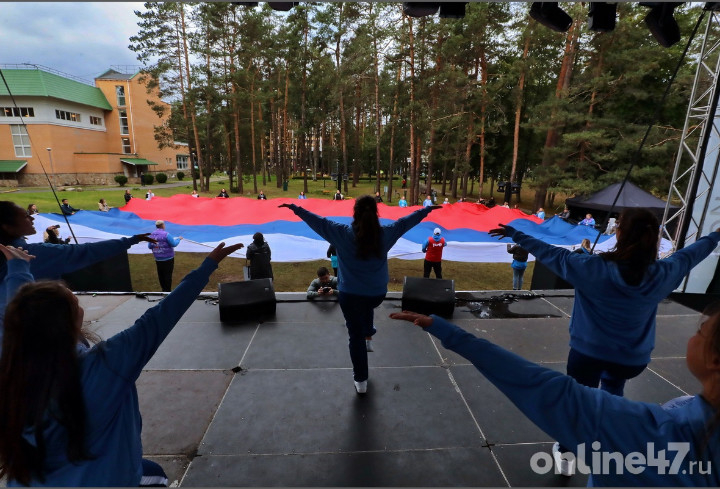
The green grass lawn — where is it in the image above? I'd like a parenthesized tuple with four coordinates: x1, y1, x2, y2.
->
(130, 252, 536, 292)
(3, 174, 549, 292)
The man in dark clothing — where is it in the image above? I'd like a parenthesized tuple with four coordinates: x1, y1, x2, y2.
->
(374, 192, 383, 203)
(217, 188, 230, 198)
(307, 266, 338, 299)
(246, 232, 273, 280)
(333, 190, 343, 200)
(257, 190, 267, 200)
(60, 199, 79, 216)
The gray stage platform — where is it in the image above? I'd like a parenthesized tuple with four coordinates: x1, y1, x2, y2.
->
(76, 289, 701, 487)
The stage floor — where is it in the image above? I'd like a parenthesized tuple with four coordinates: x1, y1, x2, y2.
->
(72, 289, 700, 487)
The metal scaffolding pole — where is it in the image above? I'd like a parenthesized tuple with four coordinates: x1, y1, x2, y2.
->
(661, 8, 720, 293)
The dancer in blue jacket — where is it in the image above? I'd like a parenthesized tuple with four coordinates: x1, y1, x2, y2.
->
(0, 241, 243, 486)
(0, 201, 155, 349)
(390, 309, 720, 486)
(490, 207, 720, 474)
(280, 196, 440, 393)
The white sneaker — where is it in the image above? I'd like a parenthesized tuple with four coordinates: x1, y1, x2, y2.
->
(365, 339, 374, 352)
(354, 380, 367, 394)
(552, 442, 575, 476)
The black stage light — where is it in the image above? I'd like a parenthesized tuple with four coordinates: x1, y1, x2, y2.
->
(403, 2, 440, 18)
(268, 2, 298, 12)
(530, 2, 573, 33)
(439, 3, 467, 19)
(588, 2, 617, 32)
(643, 2, 683, 47)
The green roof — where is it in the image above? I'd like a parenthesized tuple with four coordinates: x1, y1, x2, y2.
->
(121, 158, 159, 166)
(0, 160, 27, 172)
(0, 69, 112, 110)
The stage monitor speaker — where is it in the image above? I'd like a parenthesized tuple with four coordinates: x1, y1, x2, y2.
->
(530, 261, 573, 290)
(62, 251, 133, 292)
(401, 276, 455, 318)
(219, 279, 276, 322)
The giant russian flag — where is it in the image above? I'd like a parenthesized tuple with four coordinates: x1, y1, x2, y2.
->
(27, 196, 664, 262)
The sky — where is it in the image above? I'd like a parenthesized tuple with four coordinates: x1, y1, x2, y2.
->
(1, 2, 146, 82)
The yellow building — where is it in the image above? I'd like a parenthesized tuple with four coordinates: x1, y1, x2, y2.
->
(0, 65, 189, 187)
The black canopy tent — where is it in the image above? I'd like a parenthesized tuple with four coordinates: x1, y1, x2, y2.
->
(565, 181, 680, 231)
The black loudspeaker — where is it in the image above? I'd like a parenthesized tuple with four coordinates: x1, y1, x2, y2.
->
(62, 251, 133, 292)
(530, 261, 573, 290)
(401, 276, 455, 318)
(218, 279, 276, 322)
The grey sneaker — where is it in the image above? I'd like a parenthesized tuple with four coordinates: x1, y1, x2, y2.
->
(354, 380, 367, 394)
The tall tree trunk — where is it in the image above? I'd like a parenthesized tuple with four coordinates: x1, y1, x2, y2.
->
(373, 17, 385, 200)
(335, 4, 349, 195)
(180, 6, 206, 192)
(250, 71, 258, 194)
(407, 15, 418, 205)
(428, 31, 444, 200)
(389, 61, 401, 201)
(301, 17, 309, 193)
(354, 79, 361, 188)
(478, 46, 488, 201)
(173, 14, 196, 192)
(511, 34, 531, 203)
(463, 115, 474, 199)
(283, 62, 291, 187)
(534, 17, 580, 210)
(258, 103, 267, 187)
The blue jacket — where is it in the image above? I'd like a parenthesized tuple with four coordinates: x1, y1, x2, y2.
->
(508, 227, 720, 365)
(0, 236, 143, 351)
(6, 257, 217, 486)
(288, 204, 432, 296)
(426, 316, 719, 486)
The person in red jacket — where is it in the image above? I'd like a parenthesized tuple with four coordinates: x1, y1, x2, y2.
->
(422, 228, 447, 279)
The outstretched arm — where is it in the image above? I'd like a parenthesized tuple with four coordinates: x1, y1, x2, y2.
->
(0, 245, 35, 348)
(490, 224, 587, 284)
(101, 242, 244, 380)
(389, 311, 666, 454)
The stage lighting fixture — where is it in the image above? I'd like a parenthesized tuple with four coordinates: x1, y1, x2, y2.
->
(529, 2, 573, 33)
(439, 3, 467, 19)
(643, 2, 683, 48)
(268, 2, 298, 12)
(403, 2, 440, 18)
(588, 2, 617, 32)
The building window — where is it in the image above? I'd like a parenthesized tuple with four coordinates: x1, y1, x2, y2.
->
(0, 107, 34, 117)
(90, 116, 103, 126)
(55, 109, 81, 122)
(116, 85, 126, 107)
(118, 109, 129, 135)
(11, 125, 31, 157)
(121, 138, 131, 154)
(176, 155, 189, 170)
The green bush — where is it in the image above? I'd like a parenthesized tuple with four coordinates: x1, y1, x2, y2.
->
(176, 171, 185, 181)
(156, 173, 168, 184)
(143, 174, 155, 185)
(193, 171, 200, 180)
(114, 175, 128, 187)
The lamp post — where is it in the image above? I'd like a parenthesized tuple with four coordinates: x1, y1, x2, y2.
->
(46, 148, 57, 188)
